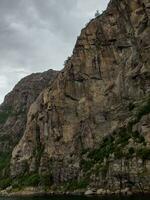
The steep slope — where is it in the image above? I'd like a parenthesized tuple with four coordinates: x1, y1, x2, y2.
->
(0, 69, 58, 177)
(9, 0, 150, 193)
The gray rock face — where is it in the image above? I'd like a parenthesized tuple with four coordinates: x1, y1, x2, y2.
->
(0, 69, 58, 153)
(2, 0, 150, 193)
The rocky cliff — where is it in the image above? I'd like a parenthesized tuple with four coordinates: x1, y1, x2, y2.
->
(0, 69, 58, 179)
(1, 0, 150, 194)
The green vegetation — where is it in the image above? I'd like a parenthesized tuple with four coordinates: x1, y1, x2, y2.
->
(115, 128, 130, 147)
(0, 134, 11, 142)
(128, 147, 135, 155)
(114, 147, 125, 159)
(93, 162, 109, 178)
(80, 159, 95, 172)
(0, 153, 11, 174)
(126, 96, 150, 133)
(0, 106, 13, 124)
(21, 174, 40, 187)
(12, 174, 40, 188)
(0, 105, 25, 124)
(128, 102, 135, 111)
(95, 10, 100, 18)
(0, 96, 149, 191)
(12, 173, 53, 189)
(34, 126, 44, 165)
(80, 116, 148, 174)
(0, 172, 90, 191)
(100, 163, 109, 178)
(0, 171, 53, 190)
(136, 148, 150, 160)
(0, 178, 12, 189)
(87, 130, 131, 162)
(40, 174, 53, 187)
(65, 179, 89, 191)
(12, 174, 40, 189)
(135, 97, 150, 122)
(88, 135, 114, 162)
(132, 131, 145, 144)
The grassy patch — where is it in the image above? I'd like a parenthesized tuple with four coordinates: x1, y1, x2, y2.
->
(22, 174, 40, 187)
(0, 178, 12, 189)
(40, 174, 53, 186)
(65, 179, 89, 191)
(12, 174, 40, 188)
(12, 173, 53, 189)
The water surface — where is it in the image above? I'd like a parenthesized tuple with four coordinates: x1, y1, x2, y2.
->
(0, 194, 150, 200)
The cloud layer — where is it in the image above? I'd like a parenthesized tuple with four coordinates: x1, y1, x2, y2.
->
(0, 0, 109, 103)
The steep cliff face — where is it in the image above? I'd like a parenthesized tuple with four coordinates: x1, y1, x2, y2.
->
(10, 0, 150, 193)
(0, 69, 58, 175)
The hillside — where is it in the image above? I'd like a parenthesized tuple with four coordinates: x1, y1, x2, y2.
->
(0, 69, 58, 181)
(0, 0, 150, 195)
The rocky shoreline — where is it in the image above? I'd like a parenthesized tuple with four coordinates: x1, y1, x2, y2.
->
(0, 186, 149, 197)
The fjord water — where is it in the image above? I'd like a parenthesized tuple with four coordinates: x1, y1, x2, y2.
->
(0, 195, 150, 200)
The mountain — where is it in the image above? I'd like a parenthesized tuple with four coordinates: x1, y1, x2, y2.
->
(0, 69, 58, 178)
(1, 0, 150, 195)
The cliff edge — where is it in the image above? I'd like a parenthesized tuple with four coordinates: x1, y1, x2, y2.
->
(1, 0, 150, 194)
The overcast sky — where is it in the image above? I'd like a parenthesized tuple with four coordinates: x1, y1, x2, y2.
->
(0, 0, 109, 103)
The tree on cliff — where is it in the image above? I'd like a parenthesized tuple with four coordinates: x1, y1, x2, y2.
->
(95, 10, 100, 17)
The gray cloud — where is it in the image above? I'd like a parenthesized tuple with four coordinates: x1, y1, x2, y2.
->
(0, 0, 109, 103)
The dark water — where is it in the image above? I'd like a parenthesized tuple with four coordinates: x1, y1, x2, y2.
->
(0, 195, 150, 200)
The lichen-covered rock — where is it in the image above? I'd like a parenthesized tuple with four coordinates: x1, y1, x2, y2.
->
(9, 0, 150, 193)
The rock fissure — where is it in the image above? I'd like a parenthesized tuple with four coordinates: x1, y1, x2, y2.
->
(0, 0, 150, 195)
